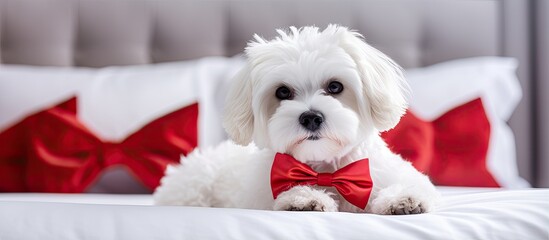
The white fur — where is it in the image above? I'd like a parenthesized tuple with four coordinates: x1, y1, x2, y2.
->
(154, 25, 440, 214)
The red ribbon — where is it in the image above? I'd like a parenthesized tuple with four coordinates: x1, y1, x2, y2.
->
(382, 98, 499, 187)
(270, 153, 373, 209)
(0, 97, 198, 192)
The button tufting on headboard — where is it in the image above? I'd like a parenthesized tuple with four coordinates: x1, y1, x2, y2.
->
(0, 0, 500, 69)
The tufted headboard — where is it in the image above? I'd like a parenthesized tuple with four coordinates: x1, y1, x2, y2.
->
(1, 0, 543, 186)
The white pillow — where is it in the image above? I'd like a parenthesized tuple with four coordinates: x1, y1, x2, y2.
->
(405, 57, 529, 188)
(0, 56, 245, 193)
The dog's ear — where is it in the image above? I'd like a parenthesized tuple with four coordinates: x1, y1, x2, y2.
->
(223, 33, 274, 146)
(222, 64, 254, 145)
(336, 26, 409, 131)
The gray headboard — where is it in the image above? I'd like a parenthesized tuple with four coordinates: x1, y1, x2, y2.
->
(0, 0, 543, 186)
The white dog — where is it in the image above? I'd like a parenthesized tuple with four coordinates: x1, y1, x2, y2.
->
(154, 25, 439, 214)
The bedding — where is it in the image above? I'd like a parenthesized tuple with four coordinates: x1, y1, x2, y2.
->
(0, 187, 547, 240)
(0, 56, 539, 239)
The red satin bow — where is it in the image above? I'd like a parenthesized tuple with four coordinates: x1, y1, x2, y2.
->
(271, 153, 373, 209)
(382, 98, 499, 187)
(0, 97, 198, 192)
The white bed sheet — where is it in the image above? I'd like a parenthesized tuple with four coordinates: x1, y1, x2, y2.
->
(0, 187, 547, 240)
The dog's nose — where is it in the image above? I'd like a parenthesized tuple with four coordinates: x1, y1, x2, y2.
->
(299, 110, 324, 132)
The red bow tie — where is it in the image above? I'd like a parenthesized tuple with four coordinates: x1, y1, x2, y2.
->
(270, 153, 373, 209)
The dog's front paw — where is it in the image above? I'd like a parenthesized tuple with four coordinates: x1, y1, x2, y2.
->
(286, 199, 326, 211)
(388, 197, 425, 215)
(273, 186, 338, 212)
(370, 184, 438, 215)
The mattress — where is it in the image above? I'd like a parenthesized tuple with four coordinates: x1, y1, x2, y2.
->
(0, 187, 547, 240)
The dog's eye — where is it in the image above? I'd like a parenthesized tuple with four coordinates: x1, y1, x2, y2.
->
(327, 81, 344, 94)
(275, 86, 293, 100)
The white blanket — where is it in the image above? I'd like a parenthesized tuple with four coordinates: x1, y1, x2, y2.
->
(0, 188, 547, 240)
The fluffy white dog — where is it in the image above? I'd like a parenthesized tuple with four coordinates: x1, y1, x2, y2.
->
(154, 25, 439, 214)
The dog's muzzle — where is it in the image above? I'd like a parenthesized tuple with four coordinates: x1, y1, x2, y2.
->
(299, 110, 324, 132)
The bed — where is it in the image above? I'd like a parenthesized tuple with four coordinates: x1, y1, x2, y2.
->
(0, 188, 547, 239)
(1, 0, 548, 239)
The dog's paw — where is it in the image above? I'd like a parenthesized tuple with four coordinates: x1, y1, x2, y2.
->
(370, 184, 438, 215)
(388, 197, 425, 215)
(273, 186, 338, 212)
(286, 200, 326, 211)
